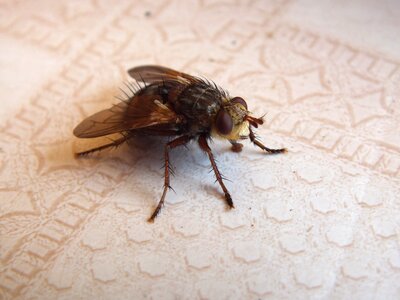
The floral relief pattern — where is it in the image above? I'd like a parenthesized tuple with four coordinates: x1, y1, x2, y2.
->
(0, 0, 399, 299)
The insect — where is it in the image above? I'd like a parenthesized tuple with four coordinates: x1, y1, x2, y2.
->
(73, 65, 286, 222)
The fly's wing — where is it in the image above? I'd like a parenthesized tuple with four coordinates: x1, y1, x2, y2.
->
(73, 93, 180, 138)
(73, 102, 129, 138)
(128, 65, 199, 85)
(74, 66, 195, 139)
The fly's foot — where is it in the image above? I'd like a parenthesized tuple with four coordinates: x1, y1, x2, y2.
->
(264, 147, 287, 154)
(225, 192, 234, 209)
(230, 142, 243, 153)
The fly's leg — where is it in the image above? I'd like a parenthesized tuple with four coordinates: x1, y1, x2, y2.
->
(229, 140, 243, 153)
(198, 134, 234, 209)
(148, 135, 191, 222)
(249, 127, 287, 154)
(75, 135, 130, 157)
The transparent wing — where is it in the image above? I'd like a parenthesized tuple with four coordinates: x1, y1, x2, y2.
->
(127, 65, 199, 84)
(73, 102, 131, 138)
(73, 94, 180, 138)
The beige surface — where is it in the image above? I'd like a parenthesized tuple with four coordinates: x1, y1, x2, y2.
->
(1, 0, 400, 299)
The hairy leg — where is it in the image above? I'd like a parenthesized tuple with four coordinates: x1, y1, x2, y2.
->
(198, 134, 234, 208)
(148, 135, 191, 222)
(249, 127, 286, 154)
(75, 135, 130, 157)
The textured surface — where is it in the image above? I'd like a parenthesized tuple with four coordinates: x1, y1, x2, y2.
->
(1, 0, 400, 299)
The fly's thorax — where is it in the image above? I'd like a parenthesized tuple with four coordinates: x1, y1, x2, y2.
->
(174, 82, 225, 131)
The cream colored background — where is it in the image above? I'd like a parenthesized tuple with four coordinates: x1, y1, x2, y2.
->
(0, 0, 399, 299)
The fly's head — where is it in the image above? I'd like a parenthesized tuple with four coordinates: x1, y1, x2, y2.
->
(212, 97, 263, 141)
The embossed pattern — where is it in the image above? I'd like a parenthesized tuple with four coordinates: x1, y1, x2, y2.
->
(0, 0, 399, 299)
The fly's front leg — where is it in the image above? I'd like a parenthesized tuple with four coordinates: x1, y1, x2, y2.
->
(229, 140, 243, 153)
(249, 127, 286, 154)
(148, 135, 191, 222)
(199, 134, 234, 209)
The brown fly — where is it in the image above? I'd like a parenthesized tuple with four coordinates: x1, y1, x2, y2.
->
(73, 65, 286, 222)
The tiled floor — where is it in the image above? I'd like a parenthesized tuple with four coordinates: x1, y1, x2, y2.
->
(0, 0, 399, 299)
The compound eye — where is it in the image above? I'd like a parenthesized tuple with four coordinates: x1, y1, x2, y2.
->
(231, 97, 247, 109)
(216, 109, 233, 135)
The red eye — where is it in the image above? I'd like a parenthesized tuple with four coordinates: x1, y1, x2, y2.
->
(216, 109, 233, 135)
(231, 97, 247, 109)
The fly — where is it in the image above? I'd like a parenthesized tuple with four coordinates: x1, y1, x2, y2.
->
(73, 65, 286, 222)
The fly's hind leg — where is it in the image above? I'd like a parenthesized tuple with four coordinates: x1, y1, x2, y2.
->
(75, 134, 131, 157)
(249, 127, 286, 154)
(199, 134, 234, 209)
(148, 135, 191, 222)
